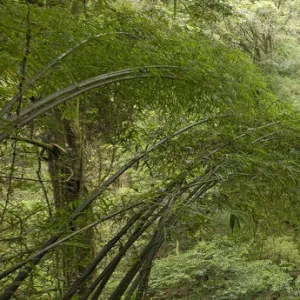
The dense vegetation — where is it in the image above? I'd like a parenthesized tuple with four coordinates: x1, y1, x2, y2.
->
(1, 0, 300, 299)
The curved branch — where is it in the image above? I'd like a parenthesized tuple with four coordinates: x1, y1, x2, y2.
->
(0, 32, 138, 117)
(0, 118, 211, 300)
(107, 220, 166, 300)
(7, 66, 179, 122)
(9, 136, 62, 153)
(0, 118, 277, 300)
(0, 201, 144, 283)
(0, 66, 180, 142)
(86, 208, 164, 300)
(14, 74, 178, 129)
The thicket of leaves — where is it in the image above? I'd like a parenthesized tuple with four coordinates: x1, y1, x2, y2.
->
(149, 236, 300, 300)
(1, 0, 300, 299)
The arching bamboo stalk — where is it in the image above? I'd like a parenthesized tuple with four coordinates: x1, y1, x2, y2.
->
(62, 202, 161, 299)
(82, 208, 164, 300)
(0, 119, 210, 300)
(0, 32, 137, 117)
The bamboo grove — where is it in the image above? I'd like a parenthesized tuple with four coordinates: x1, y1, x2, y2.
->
(2, 0, 300, 299)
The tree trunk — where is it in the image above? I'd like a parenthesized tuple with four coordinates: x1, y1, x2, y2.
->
(46, 106, 95, 296)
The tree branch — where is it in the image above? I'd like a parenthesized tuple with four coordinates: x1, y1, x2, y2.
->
(0, 66, 182, 142)
(9, 136, 63, 153)
(0, 32, 137, 117)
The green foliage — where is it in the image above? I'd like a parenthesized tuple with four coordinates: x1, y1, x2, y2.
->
(2, 0, 300, 299)
(149, 237, 295, 299)
(219, 0, 300, 108)
(254, 236, 300, 266)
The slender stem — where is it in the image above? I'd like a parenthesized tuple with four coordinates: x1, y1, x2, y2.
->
(0, 118, 218, 299)
(36, 153, 52, 217)
(88, 210, 163, 300)
(62, 206, 154, 299)
(9, 136, 60, 152)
